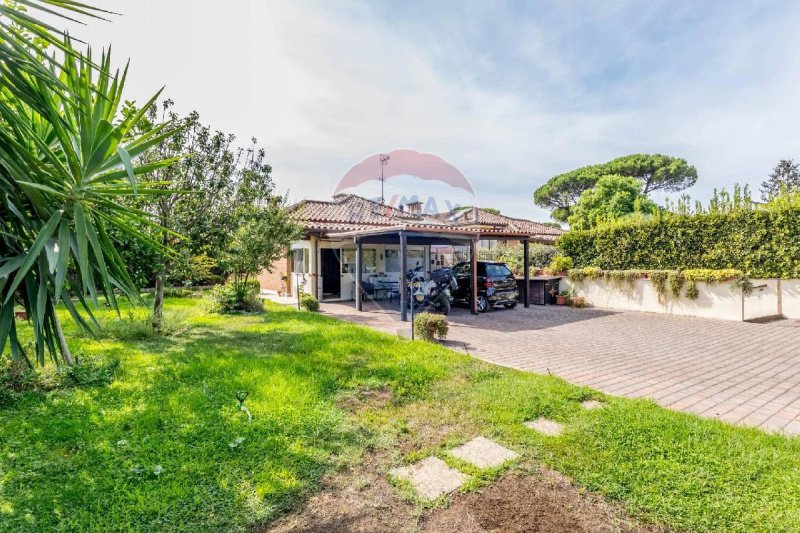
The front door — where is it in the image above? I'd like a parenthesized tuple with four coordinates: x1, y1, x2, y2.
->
(321, 249, 341, 299)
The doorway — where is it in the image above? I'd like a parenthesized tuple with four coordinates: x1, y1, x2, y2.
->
(321, 249, 341, 300)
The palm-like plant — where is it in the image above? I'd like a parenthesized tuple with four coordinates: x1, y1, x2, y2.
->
(1, 26, 182, 365)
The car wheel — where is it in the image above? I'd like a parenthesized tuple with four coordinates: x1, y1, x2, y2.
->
(476, 295, 490, 313)
(504, 301, 518, 309)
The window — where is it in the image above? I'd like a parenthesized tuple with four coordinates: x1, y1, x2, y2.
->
(341, 249, 355, 274)
(406, 248, 424, 270)
(292, 248, 309, 273)
(385, 248, 425, 273)
(385, 249, 400, 272)
(339, 248, 377, 274)
(486, 264, 512, 277)
(453, 262, 470, 277)
(362, 249, 377, 273)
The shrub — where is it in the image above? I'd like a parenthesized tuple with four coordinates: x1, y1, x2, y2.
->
(163, 287, 203, 298)
(569, 294, 588, 308)
(413, 312, 448, 341)
(682, 269, 742, 283)
(549, 255, 574, 273)
(685, 280, 699, 299)
(299, 292, 320, 312)
(209, 283, 263, 313)
(668, 271, 685, 297)
(0, 356, 119, 397)
(567, 266, 602, 281)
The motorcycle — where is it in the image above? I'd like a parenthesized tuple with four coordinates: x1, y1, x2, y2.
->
(406, 265, 457, 315)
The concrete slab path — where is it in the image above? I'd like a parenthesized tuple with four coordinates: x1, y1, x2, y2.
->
(448, 436, 519, 469)
(389, 457, 467, 500)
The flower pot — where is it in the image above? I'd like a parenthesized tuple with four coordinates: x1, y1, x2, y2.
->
(556, 296, 567, 305)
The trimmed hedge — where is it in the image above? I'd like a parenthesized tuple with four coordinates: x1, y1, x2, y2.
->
(557, 203, 800, 278)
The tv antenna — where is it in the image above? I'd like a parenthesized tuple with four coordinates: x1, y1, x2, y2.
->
(378, 153, 390, 204)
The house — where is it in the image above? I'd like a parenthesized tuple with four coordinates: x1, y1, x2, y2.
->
(258, 194, 561, 316)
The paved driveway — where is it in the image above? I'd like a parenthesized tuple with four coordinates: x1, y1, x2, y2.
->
(320, 301, 800, 435)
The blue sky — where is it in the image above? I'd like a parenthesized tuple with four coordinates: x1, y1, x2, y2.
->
(61, 1, 800, 220)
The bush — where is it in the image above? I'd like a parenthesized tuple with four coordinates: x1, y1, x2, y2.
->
(569, 294, 588, 308)
(163, 287, 204, 298)
(0, 356, 120, 398)
(413, 312, 448, 341)
(299, 292, 319, 312)
(209, 282, 263, 313)
(557, 196, 800, 278)
(549, 255, 574, 273)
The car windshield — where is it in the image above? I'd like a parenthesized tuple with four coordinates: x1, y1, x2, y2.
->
(486, 264, 512, 277)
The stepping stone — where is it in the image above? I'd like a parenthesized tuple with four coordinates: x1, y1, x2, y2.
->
(448, 436, 519, 469)
(389, 456, 467, 500)
(524, 417, 564, 436)
(580, 400, 605, 410)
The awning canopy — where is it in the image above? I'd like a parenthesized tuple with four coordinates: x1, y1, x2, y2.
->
(344, 225, 534, 320)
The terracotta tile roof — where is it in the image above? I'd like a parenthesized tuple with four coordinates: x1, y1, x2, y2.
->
(289, 194, 562, 241)
(432, 207, 563, 237)
(290, 194, 441, 227)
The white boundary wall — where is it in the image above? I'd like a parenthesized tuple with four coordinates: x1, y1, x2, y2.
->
(561, 277, 800, 322)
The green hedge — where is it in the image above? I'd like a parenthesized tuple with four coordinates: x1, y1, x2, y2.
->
(557, 203, 800, 278)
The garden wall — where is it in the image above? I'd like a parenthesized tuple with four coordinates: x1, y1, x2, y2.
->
(561, 277, 800, 322)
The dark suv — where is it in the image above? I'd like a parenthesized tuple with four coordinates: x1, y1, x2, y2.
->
(451, 261, 518, 312)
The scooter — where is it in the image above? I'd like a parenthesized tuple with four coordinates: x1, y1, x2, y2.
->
(406, 265, 456, 315)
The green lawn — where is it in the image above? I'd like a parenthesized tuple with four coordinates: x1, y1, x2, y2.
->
(1, 298, 799, 532)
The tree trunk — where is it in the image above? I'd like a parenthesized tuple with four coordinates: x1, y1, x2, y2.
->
(152, 269, 165, 331)
(152, 209, 169, 332)
(53, 308, 73, 365)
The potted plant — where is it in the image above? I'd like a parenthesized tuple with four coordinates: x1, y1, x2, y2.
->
(556, 290, 571, 306)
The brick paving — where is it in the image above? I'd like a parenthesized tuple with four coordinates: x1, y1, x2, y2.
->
(317, 299, 800, 435)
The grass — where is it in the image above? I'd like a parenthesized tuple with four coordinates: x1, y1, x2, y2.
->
(0, 298, 798, 532)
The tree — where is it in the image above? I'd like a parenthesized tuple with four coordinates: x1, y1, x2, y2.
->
(218, 202, 301, 308)
(0, 38, 182, 366)
(124, 100, 288, 329)
(567, 175, 659, 230)
(761, 159, 800, 201)
(534, 154, 697, 222)
(533, 165, 604, 223)
(606, 154, 697, 195)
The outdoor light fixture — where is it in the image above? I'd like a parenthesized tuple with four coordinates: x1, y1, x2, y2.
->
(414, 285, 425, 302)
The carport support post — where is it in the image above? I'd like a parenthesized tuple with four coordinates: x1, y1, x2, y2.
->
(470, 237, 478, 314)
(522, 238, 530, 308)
(355, 238, 362, 311)
(400, 232, 408, 321)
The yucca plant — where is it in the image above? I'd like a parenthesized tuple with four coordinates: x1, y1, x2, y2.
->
(0, 35, 183, 366)
(1, 1, 110, 111)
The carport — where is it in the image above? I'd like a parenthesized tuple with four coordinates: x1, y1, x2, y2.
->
(328, 224, 542, 321)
